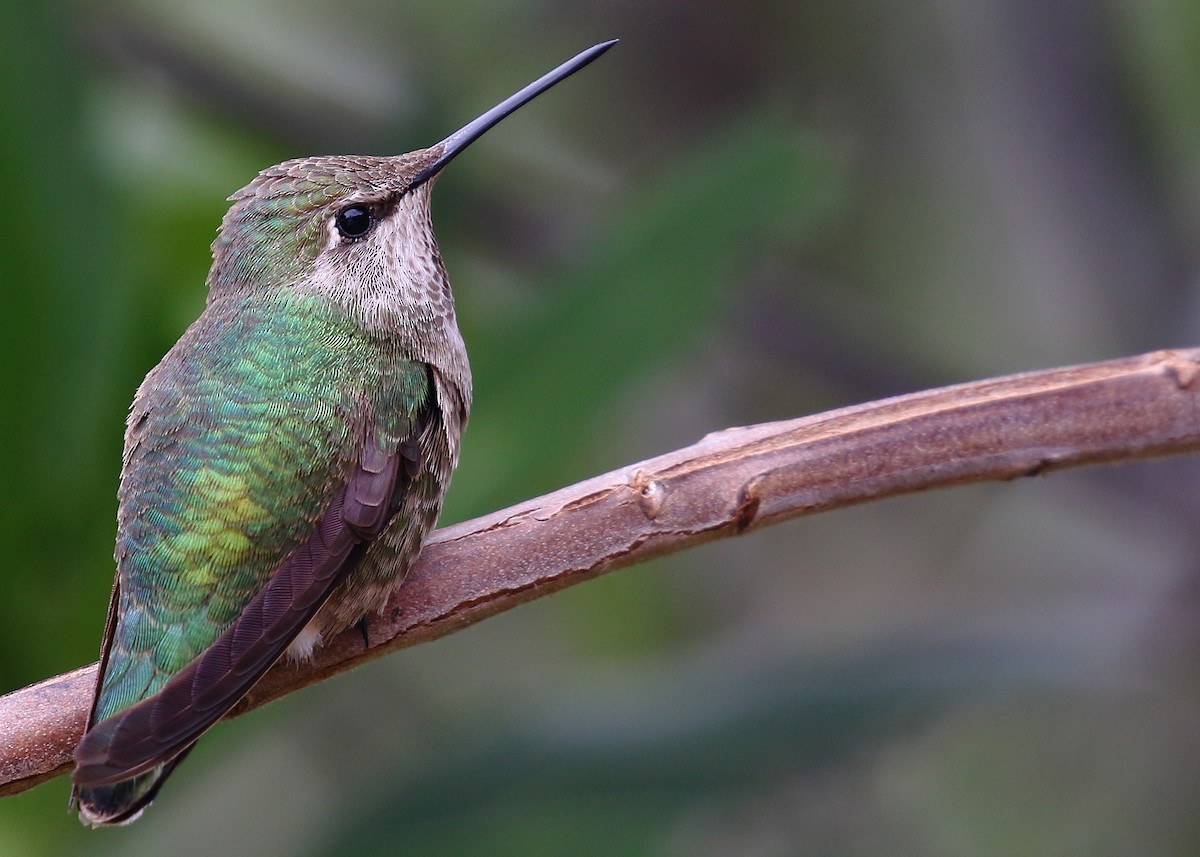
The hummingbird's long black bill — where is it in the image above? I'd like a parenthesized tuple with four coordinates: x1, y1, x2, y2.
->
(409, 39, 618, 190)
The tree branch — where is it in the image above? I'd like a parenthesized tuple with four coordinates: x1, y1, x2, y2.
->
(3, 347, 1199, 798)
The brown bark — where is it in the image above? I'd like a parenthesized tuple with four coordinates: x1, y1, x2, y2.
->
(3, 347, 1198, 798)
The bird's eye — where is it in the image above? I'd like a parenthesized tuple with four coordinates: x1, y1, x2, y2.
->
(335, 205, 374, 240)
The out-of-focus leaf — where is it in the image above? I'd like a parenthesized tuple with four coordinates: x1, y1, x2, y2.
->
(450, 114, 842, 515)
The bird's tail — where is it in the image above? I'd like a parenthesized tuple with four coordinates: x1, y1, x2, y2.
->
(71, 750, 189, 827)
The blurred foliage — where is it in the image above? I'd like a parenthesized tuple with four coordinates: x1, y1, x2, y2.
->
(2, 0, 1200, 855)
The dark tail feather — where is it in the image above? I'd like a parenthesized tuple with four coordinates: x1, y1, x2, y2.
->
(73, 748, 192, 827)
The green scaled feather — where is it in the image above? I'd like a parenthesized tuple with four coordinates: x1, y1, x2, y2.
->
(73, 288, 428, 824)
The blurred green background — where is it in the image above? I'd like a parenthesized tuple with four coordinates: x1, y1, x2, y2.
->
(3, 1, 1200, 854)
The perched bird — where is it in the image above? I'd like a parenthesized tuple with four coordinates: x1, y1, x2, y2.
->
(71, 40, 617, 826)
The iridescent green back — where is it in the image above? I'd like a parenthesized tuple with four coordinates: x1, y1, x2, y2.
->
(94, 290, 428, 723)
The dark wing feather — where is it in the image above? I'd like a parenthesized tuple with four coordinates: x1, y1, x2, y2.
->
(81, 575, 124, 732)
(69, 575, 125, 812)
(72, 432, 404, 787)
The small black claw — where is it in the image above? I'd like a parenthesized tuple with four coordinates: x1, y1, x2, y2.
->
(356, 616, 371, 648)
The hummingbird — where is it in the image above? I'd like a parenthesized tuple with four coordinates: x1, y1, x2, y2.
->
(70, 39, 617, 826)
